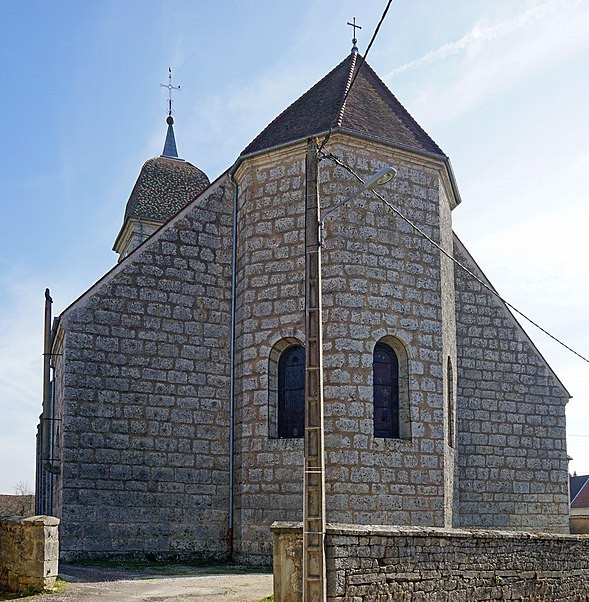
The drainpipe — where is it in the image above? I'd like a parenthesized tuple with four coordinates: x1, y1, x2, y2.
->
(42, 288, 60, 474)
(227, 173, 239, 560)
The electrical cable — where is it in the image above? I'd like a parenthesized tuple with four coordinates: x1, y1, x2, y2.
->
(318, 0, 394, 155)
(342, 0, 393, 118)
(321, 151, 589, 365)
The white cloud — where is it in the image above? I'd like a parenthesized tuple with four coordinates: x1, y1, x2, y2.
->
(389, 0, 585, 77)
(387, 0, 589, 123)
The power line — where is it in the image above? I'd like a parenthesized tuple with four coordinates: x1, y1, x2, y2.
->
(318, 0, 394, 154)
(341, 1, 393, 124)
(321, 151, 589, 365)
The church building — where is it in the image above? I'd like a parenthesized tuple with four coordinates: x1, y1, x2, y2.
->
(36, 48, 570, 564)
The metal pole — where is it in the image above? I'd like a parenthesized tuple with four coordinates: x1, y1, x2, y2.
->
(303, 137, 327, 601)
(42, 288, 59, 475)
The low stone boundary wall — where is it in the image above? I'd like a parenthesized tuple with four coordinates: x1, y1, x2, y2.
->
(0, 515, 59, 594)
(272, 522, 589, 601)
(570, 515, 589, 534)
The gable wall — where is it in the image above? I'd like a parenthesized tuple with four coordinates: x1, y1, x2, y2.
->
(453, 237, 570, 532)
(233, 135, 456, 562)
(54, 179, 234, 560)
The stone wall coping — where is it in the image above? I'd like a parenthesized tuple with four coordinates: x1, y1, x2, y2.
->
(0, 515, 60, 527)
(271, 521, 589, 542)
(1, 514, 60, 594)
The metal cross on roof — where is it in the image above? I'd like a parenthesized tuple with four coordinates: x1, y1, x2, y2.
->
(347, 17, 362, 53)
(160, 67, 180, 116)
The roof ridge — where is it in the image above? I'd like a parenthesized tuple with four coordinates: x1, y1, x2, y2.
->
(240, 53, 445, 158)
(336, 52, 357, 128)
(241, 55, 353, 157)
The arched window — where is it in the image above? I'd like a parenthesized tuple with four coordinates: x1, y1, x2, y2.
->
(373, 342, 400, 438)
(277, 345, 305, 438)
(447, 357, 455, 447)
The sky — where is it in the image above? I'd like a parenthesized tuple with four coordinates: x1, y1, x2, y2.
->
(0, 0, 587, 494)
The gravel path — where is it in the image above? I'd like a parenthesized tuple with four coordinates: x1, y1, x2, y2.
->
(20, 563, 273, 602)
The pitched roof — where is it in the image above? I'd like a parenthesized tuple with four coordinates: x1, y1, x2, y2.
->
(241, 52, 444, 158)
(571, 474, 589, 507)
(122, 156, 210, 223)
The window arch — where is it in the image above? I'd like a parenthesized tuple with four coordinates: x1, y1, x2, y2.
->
(373, 342, 400, 438)
(372, 337, 411, 439)
(268, 338, 305, 439)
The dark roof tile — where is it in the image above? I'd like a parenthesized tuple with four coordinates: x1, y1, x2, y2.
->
(241, 52, 444, 158)
(123, 157, 210, 223)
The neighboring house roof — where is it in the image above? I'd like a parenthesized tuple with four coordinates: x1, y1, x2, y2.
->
(241, 51, 445, 158)
(571, 474, 589, 507)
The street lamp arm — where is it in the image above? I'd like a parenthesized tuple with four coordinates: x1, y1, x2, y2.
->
(318, 165, 397, 246)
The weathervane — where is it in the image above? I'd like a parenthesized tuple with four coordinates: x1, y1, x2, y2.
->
(347, 17, 362, 53)
(160, 67, 180, 119)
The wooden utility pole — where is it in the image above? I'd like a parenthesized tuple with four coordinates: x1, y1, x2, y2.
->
(303, 137, 327, 601)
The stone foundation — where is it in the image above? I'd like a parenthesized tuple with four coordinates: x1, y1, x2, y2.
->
(272, 522, 589, 601)
(0, 515, 59, 594)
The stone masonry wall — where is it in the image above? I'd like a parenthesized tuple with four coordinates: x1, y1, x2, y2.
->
(0, 516, 59, 594)
(438, 170, 458, 527)
(453, 236, 570, 533)
(232, 144, 306, 564)
(54, 178, 234, 560)
(272, 522, 589, 602)
(233, 134, 457, 562)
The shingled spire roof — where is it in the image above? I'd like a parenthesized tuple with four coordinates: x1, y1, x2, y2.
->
(121, 114, 210, 224)
(161, 115, 179, 158)
(241, 52, 444, 158)
(112, 115, 210, 259)
(121, 156, 209, 224)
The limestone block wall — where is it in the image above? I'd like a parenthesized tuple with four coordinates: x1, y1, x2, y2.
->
(232, 145, 307, 563)
(438, 169, 458, 527)
(0, 516, 59, 594)
(453, 236, 570, 532)
(53, 179, 234, 560)
(272, 522, 589, 602)
(233, 134, 457, 562)
(320, 139, 454, 528)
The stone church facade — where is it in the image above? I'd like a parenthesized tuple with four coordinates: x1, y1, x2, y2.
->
(36, 51, 570, 564)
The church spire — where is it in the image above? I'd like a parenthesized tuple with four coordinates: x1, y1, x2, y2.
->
(162, 115, 179, 158)
(160, 68, 181, 159)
